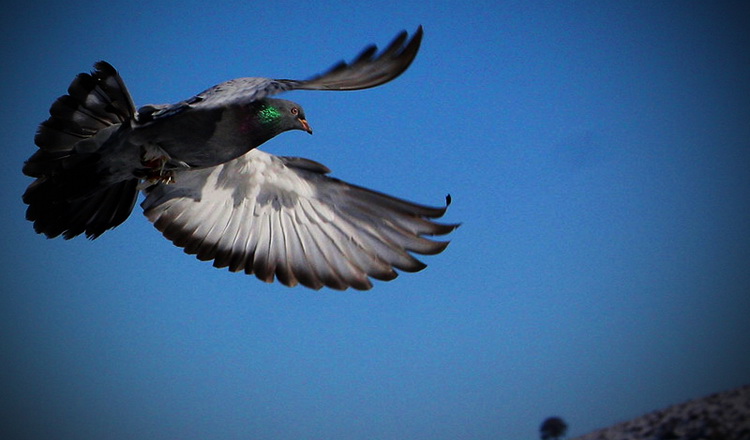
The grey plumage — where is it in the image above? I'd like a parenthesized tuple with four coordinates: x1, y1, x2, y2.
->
(141, 149, 456, 290)
(139, 26, 422, 122)
(23, 26, 458, 290)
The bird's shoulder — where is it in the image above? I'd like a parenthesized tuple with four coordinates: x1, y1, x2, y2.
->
(135, 77, 297, 123)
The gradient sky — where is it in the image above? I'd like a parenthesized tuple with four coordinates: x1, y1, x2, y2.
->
(2, 1, 749, 439)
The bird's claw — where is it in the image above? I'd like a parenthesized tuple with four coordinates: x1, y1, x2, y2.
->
(141, 154, 175, 184)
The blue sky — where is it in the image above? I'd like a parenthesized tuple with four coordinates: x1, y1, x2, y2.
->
(1, 1, 749, 439)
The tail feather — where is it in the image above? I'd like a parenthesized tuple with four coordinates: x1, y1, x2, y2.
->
(24, 178, 139, 239)
(24, 61, 140, 239)
(34, 61, 135, 152)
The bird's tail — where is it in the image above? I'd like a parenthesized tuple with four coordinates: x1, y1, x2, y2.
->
(23, 61, 140, 239)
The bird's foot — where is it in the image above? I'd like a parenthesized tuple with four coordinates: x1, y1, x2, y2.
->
(140, 154, 175, 184)
(146, 169, 175, 184)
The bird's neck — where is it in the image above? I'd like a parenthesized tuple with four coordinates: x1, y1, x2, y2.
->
(238, 102, 284, 147)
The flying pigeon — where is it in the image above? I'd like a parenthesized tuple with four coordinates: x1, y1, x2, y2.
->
(23, 26, 458, 290)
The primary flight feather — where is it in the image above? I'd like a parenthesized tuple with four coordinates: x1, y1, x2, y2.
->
(23, 26, 458, 290)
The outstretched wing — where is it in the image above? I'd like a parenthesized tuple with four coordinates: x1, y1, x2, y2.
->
(141, 147, 457, 290)
(283, 25, 423, 91)
(138, 27, 423, 121)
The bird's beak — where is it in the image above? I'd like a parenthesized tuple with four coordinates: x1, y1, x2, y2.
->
(299, 118, 313, 134)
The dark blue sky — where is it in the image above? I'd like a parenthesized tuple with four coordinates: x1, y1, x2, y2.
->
(2, 1, 749, 439)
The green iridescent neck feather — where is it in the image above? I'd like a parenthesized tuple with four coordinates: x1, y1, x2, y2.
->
(257, 104, 282, 125)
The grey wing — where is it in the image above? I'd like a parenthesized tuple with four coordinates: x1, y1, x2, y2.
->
(282, 25, 423, 91)
(137, 27, 423, 121)
(137, 77, 290, 121)
(140, 147, 457, 290)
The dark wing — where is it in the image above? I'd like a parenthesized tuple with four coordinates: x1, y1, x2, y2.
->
(141, 147, 457, 290)
(138, 27, 423, 121)
(282, 25, 423, 91)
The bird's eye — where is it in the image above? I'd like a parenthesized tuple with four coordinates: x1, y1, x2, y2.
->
(291, 107, 299, 116)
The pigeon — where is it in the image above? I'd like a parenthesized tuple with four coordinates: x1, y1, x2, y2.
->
(23, 26, 458, 290)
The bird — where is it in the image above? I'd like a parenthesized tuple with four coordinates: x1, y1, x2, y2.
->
(23, 26, 458, 290)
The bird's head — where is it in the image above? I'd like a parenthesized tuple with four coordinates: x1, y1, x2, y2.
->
(253, 98, 313, 136)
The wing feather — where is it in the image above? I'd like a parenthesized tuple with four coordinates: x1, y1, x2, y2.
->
(250, 206, 273, 281)
(193, 200, 234, 260)
(141, 147, 457, 290)
(279, 209, 313, 288)
(212, 199, 250, 269)
(228, 202, 260, 272)
(295, 200, 353, 289)
(289, 27, 421, 91)
(140, 27, 423, 120)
